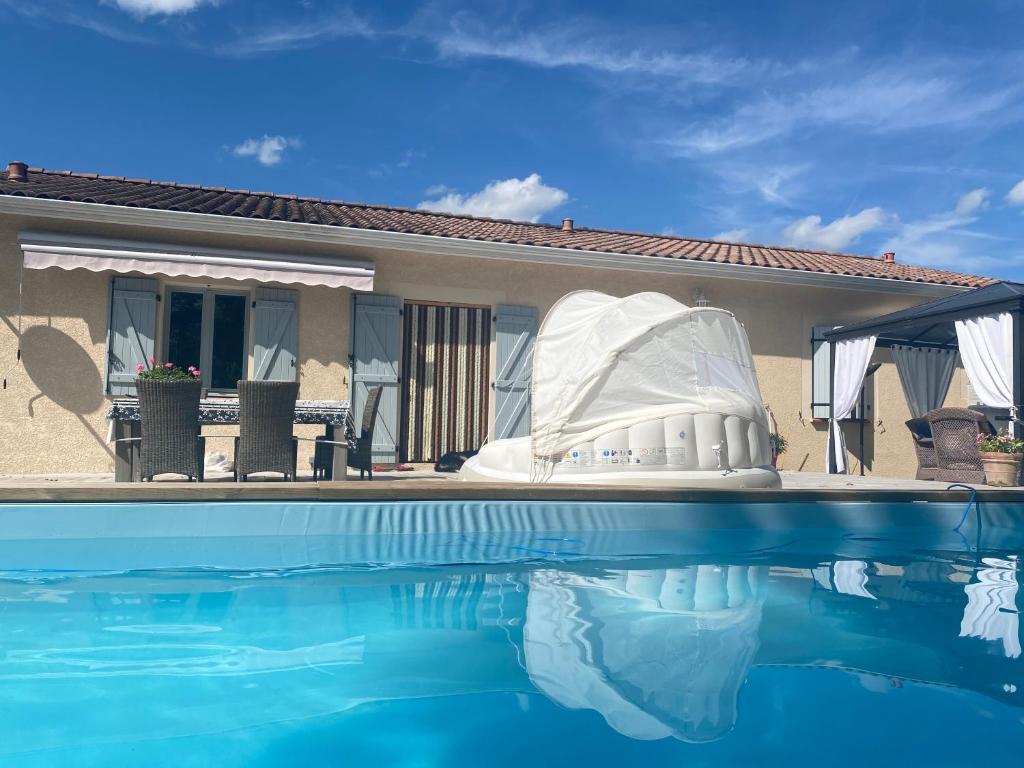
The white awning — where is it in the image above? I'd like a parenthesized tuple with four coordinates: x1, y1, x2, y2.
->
(19, 232, 374, 290)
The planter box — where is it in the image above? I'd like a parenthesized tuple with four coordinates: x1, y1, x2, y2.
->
(980, 451, 1022, 487)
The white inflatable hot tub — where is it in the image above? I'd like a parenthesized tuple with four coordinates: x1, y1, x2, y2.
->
(461, 414, 780, 488)
(460, 291, 781, 489)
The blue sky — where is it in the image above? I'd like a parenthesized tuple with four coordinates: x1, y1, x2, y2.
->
(2, 0, 1024, 279)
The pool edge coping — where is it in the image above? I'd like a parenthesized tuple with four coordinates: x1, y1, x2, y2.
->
(1, 481, 1022, 504)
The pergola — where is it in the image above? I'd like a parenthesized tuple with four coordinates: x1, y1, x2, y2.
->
(822, 281, 1024, 473)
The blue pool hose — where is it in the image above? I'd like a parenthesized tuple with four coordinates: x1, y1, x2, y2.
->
(947, 484, 978, 532)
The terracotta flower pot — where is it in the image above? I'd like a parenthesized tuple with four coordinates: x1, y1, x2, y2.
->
(980, 451, 1022, 487)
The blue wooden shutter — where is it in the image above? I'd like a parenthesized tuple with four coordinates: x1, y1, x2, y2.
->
(106, 278, 158, 396)
(494, 305, 537, 439)
(352, 294, 401, 463)
(253, 288, 298, 381)
(811, 325, 835, 419)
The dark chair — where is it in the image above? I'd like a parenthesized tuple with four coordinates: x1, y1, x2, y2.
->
(347, 386, 383, 480)
(233, 380, 299, 481)
(137, 378, 205, 482)
(925, 408, 991, 484)
(905, 417, 938, 481)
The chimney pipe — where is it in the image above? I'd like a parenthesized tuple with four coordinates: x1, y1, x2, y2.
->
(883, 251, 896, 264)
(561, 218, 574, 231)
(6, 161, 27, 182)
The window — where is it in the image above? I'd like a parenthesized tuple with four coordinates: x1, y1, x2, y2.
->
(694, 350, 761, 402)
(164, 288, 248, 392)
(811, 325, 870, 421)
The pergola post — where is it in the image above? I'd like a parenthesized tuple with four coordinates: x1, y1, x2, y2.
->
(1012, 304, 1024, 437)
(828, 336, 837, 473)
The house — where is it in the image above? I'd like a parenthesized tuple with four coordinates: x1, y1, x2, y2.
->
(0, 161, 993, 478)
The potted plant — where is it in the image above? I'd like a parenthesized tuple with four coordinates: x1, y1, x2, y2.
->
(136, 358, 201, 383)
(135, 358, 203, 405)
(133, 359, 204, 481)
(769, 432, 787, 468)
(976, 431, 1024, 487)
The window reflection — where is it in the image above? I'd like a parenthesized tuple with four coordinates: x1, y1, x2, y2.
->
(167, 291, 202, 372)
(211, 294, 246, 390)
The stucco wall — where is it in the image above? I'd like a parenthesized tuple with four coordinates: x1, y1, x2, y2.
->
(0, 211, 967, 477)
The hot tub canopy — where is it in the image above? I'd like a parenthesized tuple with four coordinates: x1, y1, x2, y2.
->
(530, 290, 765, 461)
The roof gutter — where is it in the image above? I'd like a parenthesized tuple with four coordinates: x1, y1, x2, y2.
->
(0, 195, 971, 298)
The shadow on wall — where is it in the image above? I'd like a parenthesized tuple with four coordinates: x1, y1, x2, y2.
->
(21, 324, 104, 416)
(20, 324, 113, 461)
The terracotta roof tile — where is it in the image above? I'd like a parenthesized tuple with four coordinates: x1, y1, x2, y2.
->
(0, 165, 994, 288)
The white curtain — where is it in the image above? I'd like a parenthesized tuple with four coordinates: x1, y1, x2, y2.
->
(827, 335, 877, 473)
(891, 345, 957, 418)
(960, 557, 1020, 659)
(831, 560, 877, 600)
(955, 312, 1013, 409)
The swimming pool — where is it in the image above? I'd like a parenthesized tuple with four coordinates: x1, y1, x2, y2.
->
(1, 500, 1022, 765)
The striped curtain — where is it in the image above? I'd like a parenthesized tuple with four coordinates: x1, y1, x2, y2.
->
(389, 575, 489, 630)
(402, 303, 491, 462)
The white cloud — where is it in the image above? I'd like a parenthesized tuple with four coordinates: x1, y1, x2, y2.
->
(1007, 179, 1024, 206)
(430, 15, 756, 86)
(783, 207, 890, 251)
(110, 0, 212, 17)
(880, 189, 1006, 271)
(367, 149, 425, 179)
(417, 174, 568, 222)
(216, 8, 373, 56)
(667, 66, 1016, 155)
(232, 135, 300, 166)
(713, 228, 750, 242)
(954, 187, 989, 216)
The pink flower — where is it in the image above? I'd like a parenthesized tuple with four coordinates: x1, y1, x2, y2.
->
(135, 363, 145, 373)
(165, 362, 174, 368)
(192, 369, 201, 376)
(148, 357, 156, 365)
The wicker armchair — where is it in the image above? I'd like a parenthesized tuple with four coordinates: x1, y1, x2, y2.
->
(137, 378, 205, 482)
(925, 408, 991, 484)
(905, 417, 938, 481)
(233, 380, 299, 481)
(347, 386, 383, 480)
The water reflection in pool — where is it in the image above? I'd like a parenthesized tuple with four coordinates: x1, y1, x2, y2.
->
(1, 538, 1021, 766)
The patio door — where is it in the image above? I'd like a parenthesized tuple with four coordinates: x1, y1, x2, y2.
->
(401, 302, 491, 463)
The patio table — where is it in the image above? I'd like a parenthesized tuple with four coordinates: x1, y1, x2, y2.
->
(107, 398, 355, 482)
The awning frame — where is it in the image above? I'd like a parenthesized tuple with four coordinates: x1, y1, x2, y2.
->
(18, 231, 375, 291)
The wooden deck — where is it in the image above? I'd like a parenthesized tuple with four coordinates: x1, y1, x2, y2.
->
(0, 476, 1020, 503)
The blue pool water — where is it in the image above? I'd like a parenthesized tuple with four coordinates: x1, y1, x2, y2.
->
(1, 503, 1023, 766)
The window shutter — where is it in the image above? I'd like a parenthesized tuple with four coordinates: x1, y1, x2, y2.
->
(494, 305, 537, 439)
(811, 325, 834, 419)
(253, 288, 298, 381)
(106, 278, 158, 396)
(351, 294, 401, 463)
(812, 324, 868, 420)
